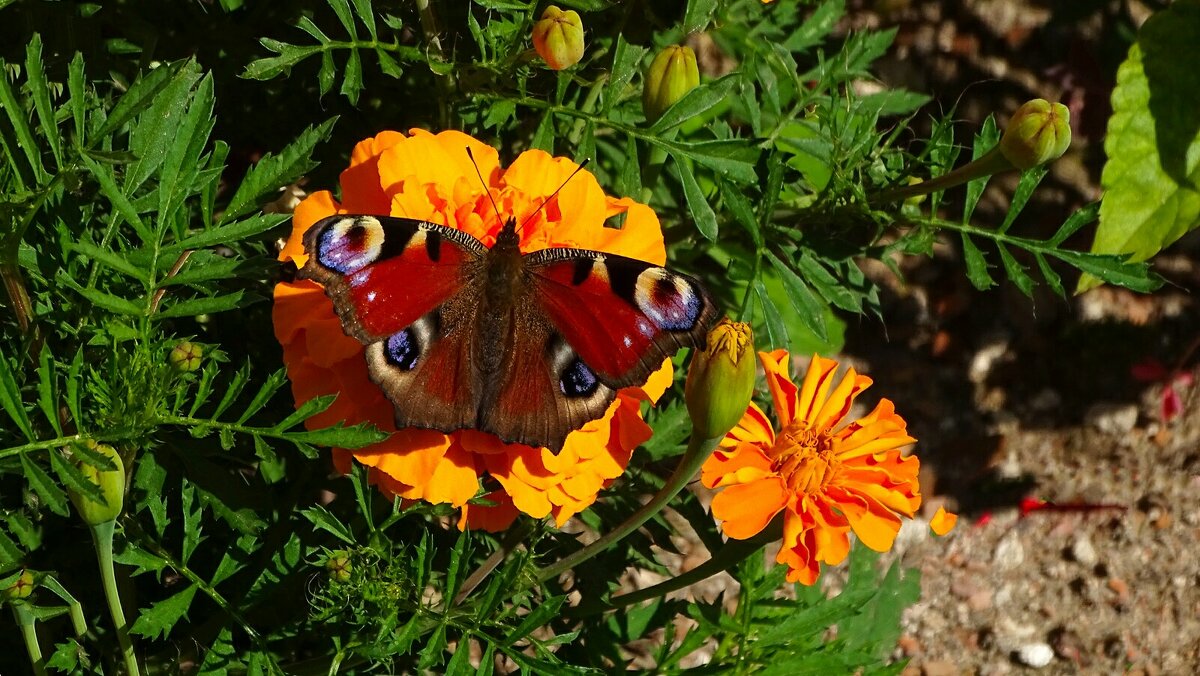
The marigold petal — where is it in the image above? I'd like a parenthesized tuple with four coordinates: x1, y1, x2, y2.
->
(824, 485, 905, 552)
(796, 354, 839, 427)
(635, 360, 674, 404)
(930, 506, 958, 535)
(272, 281, 329, 345)
(502, 150, 607, 239)
(376, 130, 499, 200)
(459, 490, 520, 532)
(811, 365, 872, 433)
(585, 198, 668, 265)
(356, 428, 454, 491)
(778, 513, 820, 585)
(421, 443, 482, 506)
(807, 495, 852, 565)
(711, 477, 788, 539)
(700, 442, 774, 488)
(760, 350, 800, 427)
(722, 401, 775, 450)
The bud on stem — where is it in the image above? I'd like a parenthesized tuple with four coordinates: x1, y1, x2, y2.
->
(532, 6, 585, 70)
(643, 45, 700, 123)
(686, 319, 756, 440)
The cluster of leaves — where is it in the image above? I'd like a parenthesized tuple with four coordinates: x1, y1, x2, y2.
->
(0, 0, 1186, 673)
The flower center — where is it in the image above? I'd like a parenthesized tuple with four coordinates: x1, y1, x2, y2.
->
(770, 421, 839, 495)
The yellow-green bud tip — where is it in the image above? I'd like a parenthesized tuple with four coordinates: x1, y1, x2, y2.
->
(643, 45, 700, 123)
(169, 341, 203, 372)
(998, 99, 1071, 170)
(531, 6, 584, 71)
(326, 552, 352, 583)
(67, 441, 126, 526)
(686, 319, 756, 440)
(2, 569, 36, 601)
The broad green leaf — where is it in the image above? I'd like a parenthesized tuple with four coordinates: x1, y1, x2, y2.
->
(222, 118, 337, 222)
(649, 75, 740, 136)
(166, 213, 289, 252)
(67, 52, 87, 142)
(300, 506, 355, 544)
(286, 422, 389, 449)
(340, 48, 363, 104)
(784, 0, 845, 53)
(602, 35, 645, 115)
(126, 61, 204, 194)
(1055, 250, 1162, 293)
(1050, 202, 1100, 246)
(21, 453, 69, 517)
(999, 165, 1048, 233)
(36, 343, 60, 435)
(1083, 4, 1200, 292)
(765, 250, 828, 343)
(0, 348, 35, 441)
(242, 40, 324, 80)
(1035, 253, 1065, 298)
(79, 153, 154, 244)
(70, 241, 150, 284)
(960, 233, 994, 290)
(129, 584, 199, 640)
(71, 286, 145, 317)
(25, 34, 62, 169)
(99, 62, 187, 137)
(997, 245, 1034, 297)
(683, 0, 718, 33)
(963, 116, 999, 225)
(153, 291, 249, 319)
(0, 55, 45, 182)
(671, 153, 718, 241)
(664, 139, 759, 184)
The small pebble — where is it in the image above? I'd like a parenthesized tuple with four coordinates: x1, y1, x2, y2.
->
(1070, 535, 1099, 567)
(921, 660, 958, 676)
(1084, 402, 1138, 434)
(994, 531, 1025, 571)
(1016, 642, 1055, 668)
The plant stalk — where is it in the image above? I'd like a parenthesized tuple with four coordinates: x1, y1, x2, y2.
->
(92, 520, 142, 676)
(870, 147, 1013, 205)
(533, 432, 724, 586)
(12, 603, 48, 676)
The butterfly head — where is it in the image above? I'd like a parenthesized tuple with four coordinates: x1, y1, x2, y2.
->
(494, 217, 521, 252)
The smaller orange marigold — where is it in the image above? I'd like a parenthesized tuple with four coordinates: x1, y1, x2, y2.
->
(702, 351, 952, 584)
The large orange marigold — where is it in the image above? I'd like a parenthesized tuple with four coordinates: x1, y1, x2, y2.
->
(274, 129, 673, 530)
(701, 351, 952, 585)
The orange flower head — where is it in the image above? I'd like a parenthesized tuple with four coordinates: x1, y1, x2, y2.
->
(702, 351, 950, 584)
(274, 130, 673, 531)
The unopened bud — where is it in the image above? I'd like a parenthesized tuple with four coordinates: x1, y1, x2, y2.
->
(1, 569, 36, 601)
(686, 319, 756, 440)
(68, 441, 125, 526)
(169, 341, 203, 372)
(531, 6, 585, 70)
(643, 45, 700, 123)
(998, 99, 1071, 170)
(326, 551, 352, 583)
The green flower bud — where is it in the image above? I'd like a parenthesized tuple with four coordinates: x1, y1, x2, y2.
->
(643, 45, 700, 123)
(685, 319, 756, 440)
(998, 99, 1071, 170)
(531, 6, 584, 71)
(326, 551, 352, 583)
(68, 441, 125, 526)
(1, 569, 36, 601)
(169, 341, 203, 372)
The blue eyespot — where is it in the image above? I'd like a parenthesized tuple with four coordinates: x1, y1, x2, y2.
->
(560, 358, 599, 397)
(385, 329, 420, 370)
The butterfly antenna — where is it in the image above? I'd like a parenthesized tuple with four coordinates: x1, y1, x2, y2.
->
(517, 157, 591, 235)
(465, 146, 506, 227)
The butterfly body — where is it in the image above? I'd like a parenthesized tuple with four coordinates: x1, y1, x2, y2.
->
(300, 214, 718, 450)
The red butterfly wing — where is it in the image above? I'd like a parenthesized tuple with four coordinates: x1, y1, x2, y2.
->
(299, 215, 486, 342)
(526, 248, 720, 388)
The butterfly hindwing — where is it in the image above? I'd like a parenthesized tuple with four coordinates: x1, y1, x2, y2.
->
(299, 215, 485, 342)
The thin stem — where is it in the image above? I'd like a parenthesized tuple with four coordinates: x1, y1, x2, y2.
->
(12, 604, 48, 676)
(1, 261, 34, 335)
(533, 432, 724, 586)
(452, 520, 533, 606)
(415, 0, 456, 128)
(92, 520, 141, 676)
(870, 147, 1013, 205)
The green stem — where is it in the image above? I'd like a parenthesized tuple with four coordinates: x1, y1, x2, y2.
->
(568, 520, 782, 617)
(533, 432, 724, 586)
(415, 0, 455, 128)
(92, 520, 141, 676)
(12, 604, 47, 676)
(870, 147, 1013, 205)
(452, 520, 534, 606)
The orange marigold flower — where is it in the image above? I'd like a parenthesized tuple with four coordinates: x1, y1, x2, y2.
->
(701, 351, 943, 585)
(273, 129, 672, 530)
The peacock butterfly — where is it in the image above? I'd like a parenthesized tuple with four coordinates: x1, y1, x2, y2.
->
(298, 166, 719, 451)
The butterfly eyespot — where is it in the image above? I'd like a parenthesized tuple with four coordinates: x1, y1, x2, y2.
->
(560, 358, 599, 397)
(318, 216, 385, 273)
(385, 328, 421, 370)
(633, 268, 702, 331)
